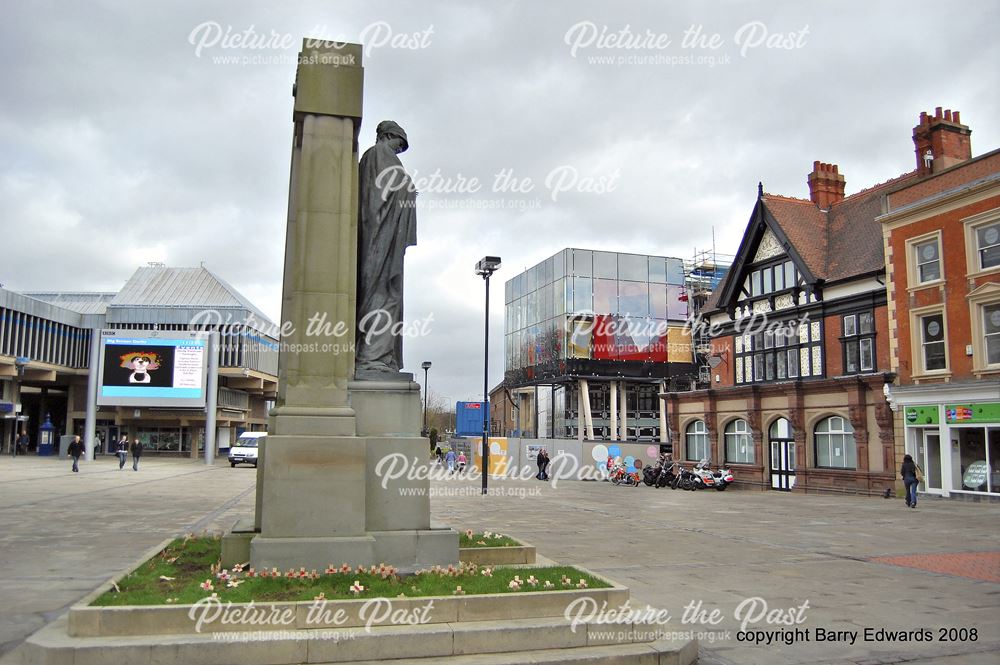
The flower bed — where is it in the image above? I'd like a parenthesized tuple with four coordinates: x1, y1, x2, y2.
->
(92, 535, 607, 606)
(459, 530, 521, 548)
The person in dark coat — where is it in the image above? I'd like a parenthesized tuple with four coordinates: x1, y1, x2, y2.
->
(900, 453, 920, 508)
(536, 449, 550, 481)
(68, 435, 83, 473)
(15, 429, 28, 456)
(130, 438, 143, 471)
(116, 436, 129, 470)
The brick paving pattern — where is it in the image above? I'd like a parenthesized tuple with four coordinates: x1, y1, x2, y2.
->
(871, 551, 1000, 583)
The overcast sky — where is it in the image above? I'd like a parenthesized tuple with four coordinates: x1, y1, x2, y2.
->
(3, 1, 998, 406)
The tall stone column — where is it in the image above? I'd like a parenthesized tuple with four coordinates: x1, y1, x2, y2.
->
(272, 43, 364, 432)
(249, 41, 456, 572)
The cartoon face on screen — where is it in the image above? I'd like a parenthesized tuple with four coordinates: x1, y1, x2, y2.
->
(120, 352, 161, 384)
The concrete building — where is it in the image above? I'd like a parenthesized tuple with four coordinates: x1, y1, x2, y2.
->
(880, 108, 1000, 498)
(1, 265, 278, 456)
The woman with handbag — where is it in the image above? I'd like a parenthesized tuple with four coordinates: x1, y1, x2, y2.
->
(900, 454, 921, 508)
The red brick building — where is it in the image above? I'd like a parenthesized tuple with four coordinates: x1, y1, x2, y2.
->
(880, 108, 1000, 499)
(669, 108, 996, 495)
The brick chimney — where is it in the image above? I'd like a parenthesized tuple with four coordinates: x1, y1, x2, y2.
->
(807, 161, 846, 209)
(913, 107, 972, 175)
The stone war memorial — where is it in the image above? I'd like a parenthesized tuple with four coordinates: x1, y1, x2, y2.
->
(15, 40, 695, 665)
(241, 38, 458, 574)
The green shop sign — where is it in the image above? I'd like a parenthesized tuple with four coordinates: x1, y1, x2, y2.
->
(944, 402, 1000, 424)
(904, 406, 939, 426)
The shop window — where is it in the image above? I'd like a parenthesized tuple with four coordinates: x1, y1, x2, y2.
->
(724, 419, 754, 464)
(685, 420, 709, 461)
(137, 427, 182, 452)
(814, 416, 857, 469)
(956, 427, 998, 494)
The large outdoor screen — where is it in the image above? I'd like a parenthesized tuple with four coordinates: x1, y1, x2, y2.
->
(96, 330, 209, 407)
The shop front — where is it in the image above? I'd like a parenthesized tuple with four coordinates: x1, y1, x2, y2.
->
(903, 401, 1000, 498)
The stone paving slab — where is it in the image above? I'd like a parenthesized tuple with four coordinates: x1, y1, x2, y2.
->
(430, 475, 1000, 665)
(1, 456, 999, 665)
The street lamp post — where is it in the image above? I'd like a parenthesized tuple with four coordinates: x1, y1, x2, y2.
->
(475, 256, 501, 496)
(421, 361, 432, 438)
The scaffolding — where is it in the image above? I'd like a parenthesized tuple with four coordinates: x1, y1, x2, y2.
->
(683, 242, 734, 387)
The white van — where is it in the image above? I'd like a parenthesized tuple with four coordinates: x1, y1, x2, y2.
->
(228, 431, 266, 468)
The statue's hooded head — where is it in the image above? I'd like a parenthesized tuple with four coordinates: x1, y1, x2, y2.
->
(376, 120, 409, 153)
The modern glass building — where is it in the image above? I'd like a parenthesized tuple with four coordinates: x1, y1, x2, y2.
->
(502, 248, 696, 442)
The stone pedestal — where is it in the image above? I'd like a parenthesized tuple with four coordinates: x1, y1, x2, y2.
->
(247, 40, 456, 572)
(251, 379, 456, 572)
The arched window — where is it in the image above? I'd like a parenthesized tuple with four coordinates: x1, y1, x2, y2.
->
(814, 416, 857, 469)
(725, 419, 754, 464)
(685, 420, 709, 461)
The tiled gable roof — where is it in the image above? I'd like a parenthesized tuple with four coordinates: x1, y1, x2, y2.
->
(761, 170, 920, 283)
(703, 172, 920, 314)
(760, 194, 828, 278)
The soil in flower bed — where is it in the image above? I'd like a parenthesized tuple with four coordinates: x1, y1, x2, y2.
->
(459, 531, 522, 548)
(92, 536, 608, 606)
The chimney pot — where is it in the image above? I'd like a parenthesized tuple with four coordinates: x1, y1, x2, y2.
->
(913, 107, 972, 175)
(807, 161, 846, 209)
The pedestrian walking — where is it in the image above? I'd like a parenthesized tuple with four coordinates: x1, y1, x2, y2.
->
(68, 435, 83, 473)
(130, 438, 143, 471)
(116, 436, 128, 470)
(14, 429, 28, 456)
(445, 448, 456, 474)
(457, 451, 467, 473)
(900, 453, 921, 508)
(435, 445, 444, 466)
(537, 449, 550, 481)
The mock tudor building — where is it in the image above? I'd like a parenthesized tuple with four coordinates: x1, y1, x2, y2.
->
(880, 108, 1000, 499)
(669, 110, 988, 495)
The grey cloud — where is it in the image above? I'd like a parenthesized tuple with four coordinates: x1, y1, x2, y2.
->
(3, 0, 998, 404)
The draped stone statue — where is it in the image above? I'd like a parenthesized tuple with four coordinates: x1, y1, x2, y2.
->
(355, 120, 417, 377)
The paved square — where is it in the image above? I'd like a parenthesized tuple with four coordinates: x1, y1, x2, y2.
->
(0, 456, 997, 665)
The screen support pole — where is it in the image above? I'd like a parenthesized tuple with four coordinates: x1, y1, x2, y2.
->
(83, 331, 101, 461)
(204, 331, 220, 466)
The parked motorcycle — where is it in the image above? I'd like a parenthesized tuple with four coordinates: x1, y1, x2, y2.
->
(609, 461, 640, 486)
(673, 464, 699, 490)
(656, 460, 679, 488)
(695, 458, 734, 491)
(643, 454, 677, 488)
(711, 465, 735, 491)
